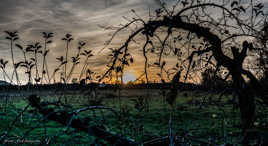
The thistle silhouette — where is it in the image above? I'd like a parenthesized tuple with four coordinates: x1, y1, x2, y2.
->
(62, 33, 73, 83)
(21, 61, 35, 84)
(27, 42, 42, 84)
(79, 49, 93, 81)
(51, 56, 66, 83)
(66, 41, 85, 82)
(41, 32, 53, 84)
(4, 31, 20, 85)
(15, 44, 34, 84)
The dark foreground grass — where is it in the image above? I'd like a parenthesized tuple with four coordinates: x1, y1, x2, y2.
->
(0, 90, 267, 145)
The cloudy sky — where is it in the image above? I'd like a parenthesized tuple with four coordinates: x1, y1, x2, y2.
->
(1, 0, 268, 84)
(0, 0, 165, 84)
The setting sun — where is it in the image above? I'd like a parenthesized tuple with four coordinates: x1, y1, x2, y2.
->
(0, 0, 268, 145)
(122, 70, 136, 84)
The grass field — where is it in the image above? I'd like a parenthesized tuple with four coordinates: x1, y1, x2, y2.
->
(0, 88, 267, 145)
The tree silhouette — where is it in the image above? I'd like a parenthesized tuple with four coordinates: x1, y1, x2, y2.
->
(101, 47, 134, 84)
(4, 31, 20, 85)
(201, 67, 227, 90)
(102, 0, 268, 144)
(62, 33, 73, 82)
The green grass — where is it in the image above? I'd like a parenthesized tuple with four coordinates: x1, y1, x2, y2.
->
(0, 90, 267, 145)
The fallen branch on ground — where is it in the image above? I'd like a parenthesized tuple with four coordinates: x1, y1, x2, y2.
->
(27, 94, 137, 146)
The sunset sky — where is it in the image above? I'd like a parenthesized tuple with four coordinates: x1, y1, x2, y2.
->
(0, 0, 268, 84)
(0, 0, 165, 84)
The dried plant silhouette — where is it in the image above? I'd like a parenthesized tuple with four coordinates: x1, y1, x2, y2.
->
(41, 32, 53, 84)
(4, 31, 20, 85)
(15, 44, 34, 84)
(27, 42, 42, 84)
(0, 0, 268, 146)
(66, 41, 84, 82)
(0, 59, 10, 82)
(53, 55, 66, 83)
(79, 49, 94, 81)
(62, 33, 74, 83)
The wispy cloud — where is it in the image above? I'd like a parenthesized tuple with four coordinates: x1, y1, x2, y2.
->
(2, 0, 266, 83)
(0, 0, 162, 83)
